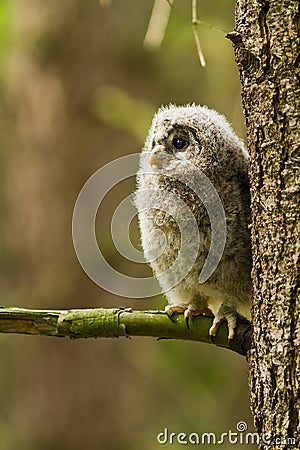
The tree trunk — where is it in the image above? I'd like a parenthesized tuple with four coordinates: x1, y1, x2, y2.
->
(229, 0, 299, 448)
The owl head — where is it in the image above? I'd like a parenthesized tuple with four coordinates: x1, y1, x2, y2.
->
(141, 104, 248, 179)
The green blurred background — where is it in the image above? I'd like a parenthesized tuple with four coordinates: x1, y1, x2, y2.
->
(0, 1, 256, 449)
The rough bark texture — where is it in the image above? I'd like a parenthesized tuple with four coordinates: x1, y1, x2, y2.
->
(229, 0, 299, 448)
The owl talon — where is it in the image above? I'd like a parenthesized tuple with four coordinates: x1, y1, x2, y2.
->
(185, 315, 190, 330)
(165, 305, 186, 322)
(165, 309, 176, 322)
(209, 305, 237, 340)
(184, 305, 202, 330)
(165, 304, 202, 329)
(209, 320, 236, 340)
(209, 333, 216, 345)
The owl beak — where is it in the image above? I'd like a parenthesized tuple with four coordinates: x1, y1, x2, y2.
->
(149, 146, 166, 168)
(149, 148, 181, 170)
(149, 153, 158, 167)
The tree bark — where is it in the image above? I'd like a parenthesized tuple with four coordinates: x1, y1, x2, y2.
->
(229, 0, 299, 448)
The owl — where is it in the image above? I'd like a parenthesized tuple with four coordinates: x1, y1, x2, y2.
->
(135, 104, 252, 339)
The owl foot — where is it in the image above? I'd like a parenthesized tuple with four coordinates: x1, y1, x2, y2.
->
(209, 305, 238, 340)
(184, 305, 204, 329)
(165, 304, 204, 329)
(165, 305, 186, 322)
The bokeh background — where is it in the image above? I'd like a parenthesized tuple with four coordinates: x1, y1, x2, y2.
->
(0, 1, 256, 449)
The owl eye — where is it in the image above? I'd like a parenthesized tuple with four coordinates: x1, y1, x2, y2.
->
(172, 137, 188, 150)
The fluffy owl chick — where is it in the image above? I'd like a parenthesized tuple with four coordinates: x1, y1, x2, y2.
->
(135, 104, 252, 339)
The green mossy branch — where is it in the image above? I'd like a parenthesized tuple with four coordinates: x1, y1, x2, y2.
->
(0, 307, 252, 356)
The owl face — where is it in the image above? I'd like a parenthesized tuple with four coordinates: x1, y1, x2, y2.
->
(141, 105, 248, 182)
(149, 119, 207, 171)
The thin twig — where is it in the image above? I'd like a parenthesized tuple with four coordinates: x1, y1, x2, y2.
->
(144, 0, 174, 50)
(196, 19, 228, 34)
(192, 0, 206, 67)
